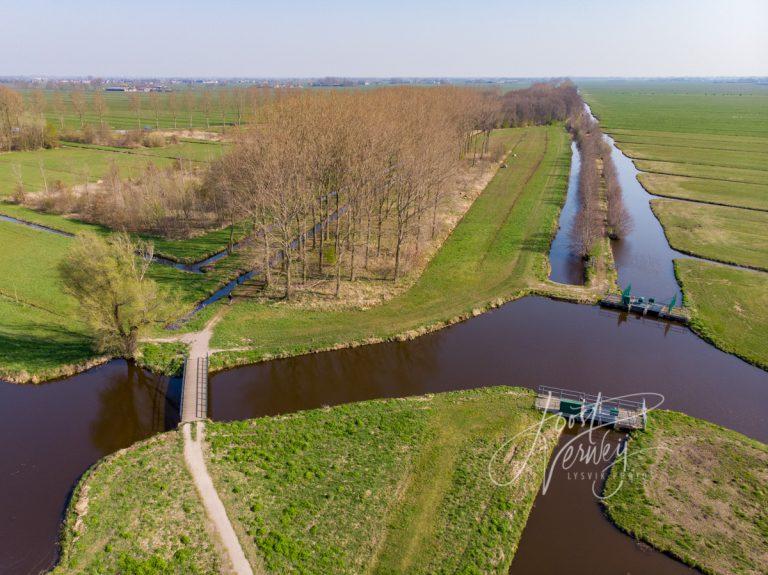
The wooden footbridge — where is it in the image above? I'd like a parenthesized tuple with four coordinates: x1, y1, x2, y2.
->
(180, 354, 209, 422)
(599, 284, 689, 324)
(535, 385, 647, 430)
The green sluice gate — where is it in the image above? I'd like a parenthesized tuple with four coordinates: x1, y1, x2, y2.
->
(559, 399, 582, 415)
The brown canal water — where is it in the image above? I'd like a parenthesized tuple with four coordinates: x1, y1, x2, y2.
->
(0, 362, 179, 575)
(548, 141, 585, 285)
(510, 428, 699, 575)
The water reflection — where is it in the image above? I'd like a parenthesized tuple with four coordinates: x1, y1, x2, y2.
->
(548, 141, 585, 285)
(0, 361, 176, 574)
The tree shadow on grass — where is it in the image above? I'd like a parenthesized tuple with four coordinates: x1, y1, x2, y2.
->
(0, 322, 95, 379)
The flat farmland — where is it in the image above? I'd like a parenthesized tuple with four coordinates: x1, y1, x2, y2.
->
(652, 199, 768, 271)
(0, 140, 225, 198)
(637, 173, 768, 211)
(583, 81, 768, 137)
(21, 88, 243, 131)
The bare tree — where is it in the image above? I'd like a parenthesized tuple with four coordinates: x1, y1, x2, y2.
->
(167, 92, 179, 129)
(92, 91, 108, 128)
(148, 91, 161, 130)
(129, 92, 142, 129)
(70, 88, 87, 128)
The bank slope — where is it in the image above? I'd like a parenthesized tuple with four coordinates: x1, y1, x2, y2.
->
(53, 432, 222, 575)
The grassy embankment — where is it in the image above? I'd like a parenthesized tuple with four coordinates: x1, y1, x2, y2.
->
(53, 432, 223, 575)
(583, 81, 768, 371)
(208, 124, 604, 371)
(204, 386, 559, 574)
(604, 410, 768, 575)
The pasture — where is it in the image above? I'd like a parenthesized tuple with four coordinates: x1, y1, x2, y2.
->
(205, 387, 558, 574)
(605, 409, 768, 575)
(652, 199, 768, 271)
(21, 87, 244, 131)
(676, 260, 768, 370)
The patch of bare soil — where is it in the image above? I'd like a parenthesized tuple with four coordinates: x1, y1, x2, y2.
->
(156, 129, 224, 142)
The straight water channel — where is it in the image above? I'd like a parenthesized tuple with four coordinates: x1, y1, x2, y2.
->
(1, 122, 766, 574)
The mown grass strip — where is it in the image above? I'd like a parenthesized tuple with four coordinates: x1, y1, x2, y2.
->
(638, 173, 768, 212)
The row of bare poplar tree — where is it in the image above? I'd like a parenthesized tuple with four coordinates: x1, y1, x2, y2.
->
(208, 87, 487, 297)
(0, 86, 53, 151)
(567, 110, 632, 258)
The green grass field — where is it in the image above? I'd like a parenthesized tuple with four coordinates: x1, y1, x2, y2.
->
(638, 173, 768, 211)
(582, 81, 768, 137)
(0, 140, 224, 198)
(604, 410, 768, 575)
(0, 220, 94, 381)
(22, 88, 243, 131)
(209, 124, 575, 368)
(676, 260, 768, 370)
(652, 200, 768, 271)
(584, 81, 768, 371)
(205, 387, 559, 574)
(53, 432, 222, 575)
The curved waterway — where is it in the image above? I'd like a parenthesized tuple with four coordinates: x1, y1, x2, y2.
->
(2, 119, 767, 573)
(0, 362, 178, 575)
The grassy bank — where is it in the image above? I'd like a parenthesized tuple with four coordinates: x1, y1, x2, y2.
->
(604, 410, 768, 575)
(676, 260, 768, 370)
(53, 432, 222, 575)
(208, 124, 592, 370)
(205, 386, 559, 574)
(652, 199, 768, 271)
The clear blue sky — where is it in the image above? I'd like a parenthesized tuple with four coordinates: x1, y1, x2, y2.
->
(4, 0, 767, 77)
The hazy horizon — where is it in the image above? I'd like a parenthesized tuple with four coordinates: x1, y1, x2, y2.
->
(4, 0, 767, 78)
